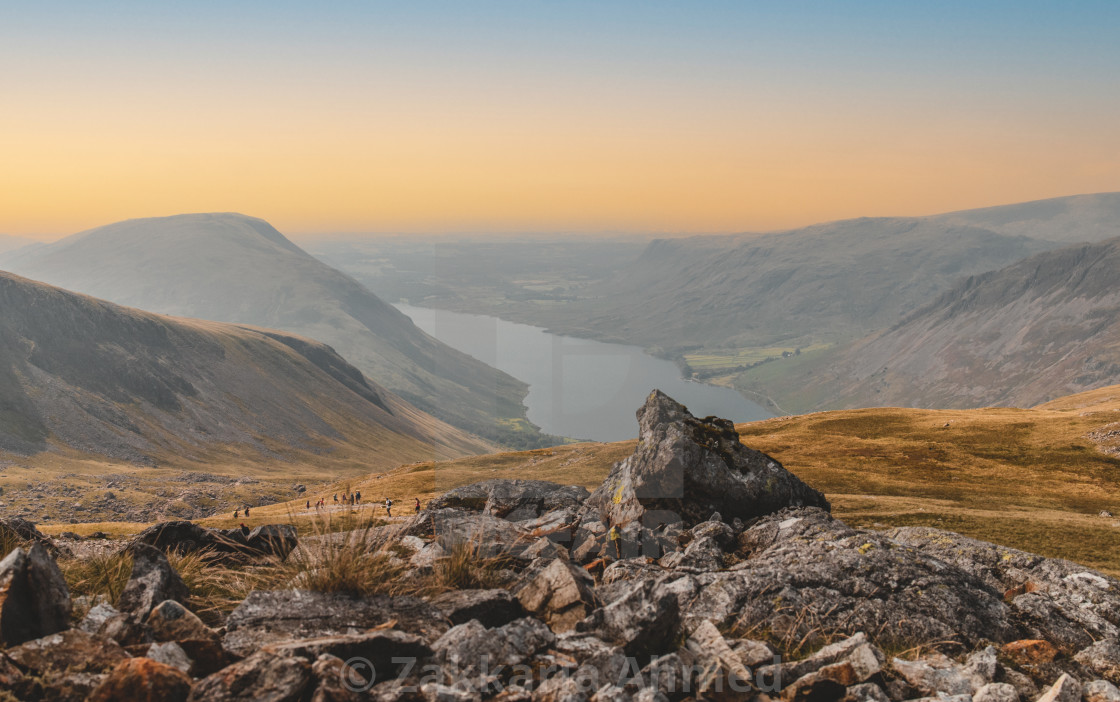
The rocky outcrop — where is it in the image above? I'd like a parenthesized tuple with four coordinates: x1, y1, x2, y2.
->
(430, 479, 591, 521)
(0, 541, 72, 646)
(584, 390, 829, 528)
(118, 544, 192, 618)
(127, 520, 299, 561)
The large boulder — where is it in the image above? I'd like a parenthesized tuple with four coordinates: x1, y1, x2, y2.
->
(127, 520, 298, 562)
(0, 542, 72, 646)
(516, 558, 598, 632)
(583, 390, 828, 528)
(118, 544, 191, 618)
(222, 590, 449, 657)
(187, 650, 313, 702)
(245, 524, 298, 560)
(429, 479, 590, 521)
(890, 526, 1120, 651)
(128, 521, 219, 555)
(680, 508, 1020, 649)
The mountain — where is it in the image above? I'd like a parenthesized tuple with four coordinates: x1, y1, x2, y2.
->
(0, 270, 491, 467)
(0, 235, 34, 256)
(792, 236, 1120, 410)
(531, 193, 1120, 353)
(0, 214, 540, 446)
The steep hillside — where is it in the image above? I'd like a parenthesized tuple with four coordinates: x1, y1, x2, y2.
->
(0, 214, 541, 446)
(0, 271, 493, 521)
(790, 236, 1120, 410)
(514, 193, 1120, 353)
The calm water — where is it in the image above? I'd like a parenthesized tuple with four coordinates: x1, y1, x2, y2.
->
(396, 304, 772, 442)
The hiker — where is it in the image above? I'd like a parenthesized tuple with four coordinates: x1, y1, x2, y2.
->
(333, 494, 338, 503)
(240, 523, 250, 537)
(414, 497, 421, 514)
(355, 491, 361, 504)
(609, 524, 622, 560)
(234, 509, 239, 519)
(244, 506, 250, 517)
(385, 498, 392, 517)
(306, 500, 310, 510)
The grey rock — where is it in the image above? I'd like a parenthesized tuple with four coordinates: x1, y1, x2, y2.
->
(187, 650, 313, 702)
(246, 524, 299, 560)
(1085, 680, 1120, 702)
(429, 479, 589, 521)
(842, 683, 891, 702)
(264, 630, 431, 682)
(1076, 639, 1120, 684)
(80, 602, 121, 635)
(5, 628, 129, 675)
(222, 590, 449, 657)
(890, 527, 1120, 650)
(431, 588, 526, 628)
(409, 509, 542, 562)
(308, 653, 365, 702)
(582, 390, 828, 529)
(117, 543, 190, 618)
(973, 682, 1020, 702)
(1036, 673, 1081, 702)
(659, 534, 723, 572)
(433, 617, 555, 675)
(517, 559, 599, 633)
(148, 640, 194, 673)
(577, 576, 680, 658)
(965, 646, 1001, 690)
(682, 509, 1018, 648)
(891, 654, 973, 698)
(0, 542, 72, 646)
(554, 633, 632, 691)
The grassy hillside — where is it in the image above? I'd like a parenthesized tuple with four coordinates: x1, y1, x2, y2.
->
(50, 385, 1120, 576)
(0, 214, 547, 447)
(0, 270, 494, 523)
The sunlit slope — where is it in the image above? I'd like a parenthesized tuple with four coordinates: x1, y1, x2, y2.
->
(220, 385, 1120, 575)
(0, 213, 538, 446)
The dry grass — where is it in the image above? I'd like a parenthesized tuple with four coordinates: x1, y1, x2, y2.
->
(37, 385, 1120, 578)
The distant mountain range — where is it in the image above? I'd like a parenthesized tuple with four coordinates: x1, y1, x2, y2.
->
(0, 214, 544, 447)
(0, 235, 34, 256)
(785, 235, 1120, 410)
(0, 270, 491, 467)
(545, 193, 1120, 352)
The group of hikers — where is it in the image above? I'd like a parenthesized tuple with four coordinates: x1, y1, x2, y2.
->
(232, 494, 424, 521)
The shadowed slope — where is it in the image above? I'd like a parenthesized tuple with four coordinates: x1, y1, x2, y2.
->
(0, 214, 539, 446)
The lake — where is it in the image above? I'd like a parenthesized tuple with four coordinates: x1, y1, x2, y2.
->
(395, 304, 772, 442)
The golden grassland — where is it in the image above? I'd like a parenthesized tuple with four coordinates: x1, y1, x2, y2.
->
(39, 386, 1120, 576)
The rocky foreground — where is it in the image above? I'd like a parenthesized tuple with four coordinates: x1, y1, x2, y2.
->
(2, 391, 1120, 701)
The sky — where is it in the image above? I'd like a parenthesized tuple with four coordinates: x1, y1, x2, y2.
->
(2, 1, 1119, 239)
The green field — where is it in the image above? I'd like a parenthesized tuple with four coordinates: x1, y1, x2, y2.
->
(684, 343, 832, 371)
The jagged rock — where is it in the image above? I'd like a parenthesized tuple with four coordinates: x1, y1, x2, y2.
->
(408, 508, 543, 561)
(429, 479, 590, 521)
(554, 633, 632, 691)
(80, 602, 121, 634)
(222, 590, 449, 657)
(631, 650, 697, 697)
(972, 682, 1020, 702)
(731, 638, 777, 669)
(1036, 673, 1081, 702)
(577, 576, 680, 658)
(88, 657, 193, 702)
(308, 653, 366, 702)
(600, 558, 665, 587)
(1076, 639, 1120, 684)
(684, 620, 755, 697)
(964, 646, 1000, 690)
(659, 534, 723, 572)
(1002, 639, 1060, 665)
(148, 599, 217, 643)
(0, 541, 72, 646)
(98, 610, 155, 646)
(187, 650, 313, 702)
(757, 633, 875, 686)
(891, 654, 974, 698)
(5, 628, 129, 675)
(433, 617, 555, 676)
(582, 390, 828, 528)
(0, 518, 60, 554)
(147, 641, 193, 673)
(410, 541, 447, 568)
(517, 559, 599, 632)
(246, 524, 299, 559)
(680, 508, 1018, 648)
(841, 683, 890, 702)
(890, 526, 1120, 651)
(129, 520, 219, 555)
(1085, 680, 1120, 702)
(263, 630, 431, 681)
(687, 519, 736, 549)
(590, 683, 630, 701)
(431, 588, 526, 628)
(118, 544, 191, 618)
